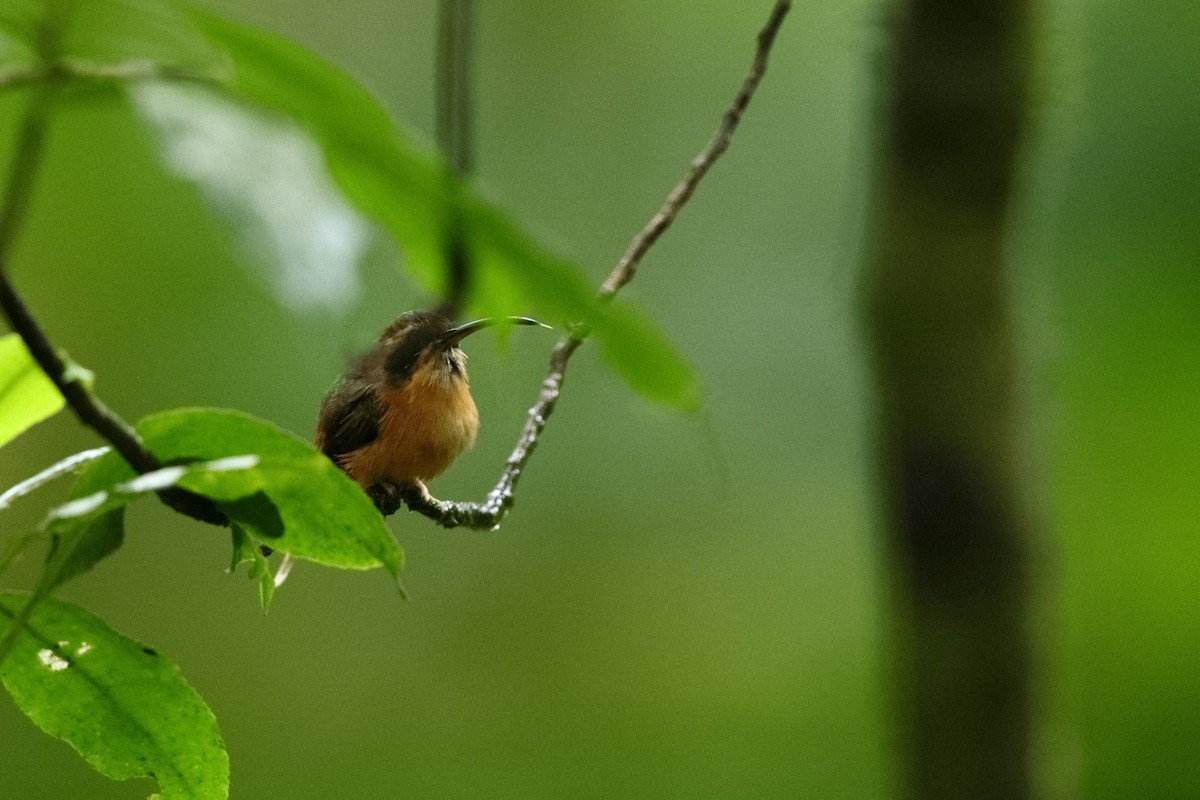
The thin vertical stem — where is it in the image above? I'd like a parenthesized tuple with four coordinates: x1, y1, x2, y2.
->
(436, 0, 474, 178)
(435, 0, 474, 319)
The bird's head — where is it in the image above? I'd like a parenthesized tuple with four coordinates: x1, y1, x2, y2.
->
(380, 310, 547, 388)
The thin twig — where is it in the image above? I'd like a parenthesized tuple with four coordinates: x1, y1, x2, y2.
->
(403, 0, 792, 528)
(600, 0, 792, 299)
(0, 70, 226, 526)
(434, 0, 474, 320)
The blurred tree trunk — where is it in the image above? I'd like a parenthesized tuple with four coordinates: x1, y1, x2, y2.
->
(863, 1, 1035, 799)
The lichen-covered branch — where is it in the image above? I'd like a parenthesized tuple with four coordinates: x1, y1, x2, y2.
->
(403, 0, 792, 528)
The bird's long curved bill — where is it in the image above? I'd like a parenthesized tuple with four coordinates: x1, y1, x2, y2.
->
(436, 316, 551, 348)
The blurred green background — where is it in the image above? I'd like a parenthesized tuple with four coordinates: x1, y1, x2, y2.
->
(1, 1, 1197, 798)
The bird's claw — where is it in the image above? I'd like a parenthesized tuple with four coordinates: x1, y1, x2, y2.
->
(367, 481, 403, 516)
(367, 480, 433, 516)
(397, 480, 433, 508)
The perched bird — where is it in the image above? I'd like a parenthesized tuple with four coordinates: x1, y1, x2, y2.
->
(316, 310, 547, 511)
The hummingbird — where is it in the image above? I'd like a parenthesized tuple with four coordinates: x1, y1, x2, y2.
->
(316, 310, 547, 512)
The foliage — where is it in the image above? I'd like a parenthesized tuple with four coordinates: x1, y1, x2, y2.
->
(0, 1, 702, 797)
(0, 334, 63, 450)
(0, 595, 229, 800)
(145, 5, 698, 408)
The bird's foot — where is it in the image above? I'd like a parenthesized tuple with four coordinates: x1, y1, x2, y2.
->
(367, 480, 435, 516)
(397, 480, 433, 508)
(367, 481, 403, 516)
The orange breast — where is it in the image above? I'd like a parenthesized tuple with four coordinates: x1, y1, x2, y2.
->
(342, 367, 479, 488)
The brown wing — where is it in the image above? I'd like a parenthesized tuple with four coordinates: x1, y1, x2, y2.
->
(315, 377, 382, 468)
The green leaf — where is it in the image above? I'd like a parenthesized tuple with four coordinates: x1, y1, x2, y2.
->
(60, 1, 215, 67)
(1, 0, 217, 71)
(181, 9, 698, 408)
(229, 525, 279, 609)
(160, 411, 401, 574)
(132, 82, 369, 314)
(183, 7, 448, 293)
(0, 334, 64, 450)
(0, 1, 40, 65)
(73, 408, 402, 576)
(6, 4, 701, 408)
(0, 594, 229, 800)
(462, 197, 600, 326)
(595, 302, 701, 411)
(40, 457, 259, 597)
(40, 506, 125, 596)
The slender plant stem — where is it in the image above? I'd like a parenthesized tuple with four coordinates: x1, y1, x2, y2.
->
(599, 0, 791, 300)
(402, 0, 792, 528)
(435, 0, 474, 320)
(436, 0, 474, 179)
